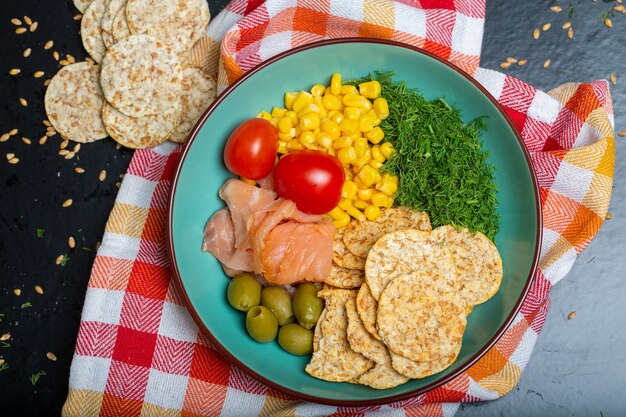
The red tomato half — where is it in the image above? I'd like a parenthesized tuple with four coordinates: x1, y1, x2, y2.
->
(224, 118, 278, 180)
(273, 150, 345, 214)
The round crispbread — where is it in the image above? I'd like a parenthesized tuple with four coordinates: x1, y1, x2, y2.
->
(306, 288, 373, 382)
(325, 264, 364, 289)
(390, 351, 458, 379)
(73, 0, 93, 13)
(100, 35, 182, 118)
(102, 30, 115, 49)
(343, 207, 432, 259)
(101, 0, 126, 33)
(365, 228, 457, 300)
(169, 68, 216, 143)
(356, 283, 382, 341)
(102, 100, 181, 149)
(312, 308, 326, 353)
(44, 62, 108, 143)
(333, 227, 365, 270)
(377, 273, 466, 362)
(429, 225, 503, 306)
(81, 0, 108, 63)
(126, 0, 210, 54)
(111, 5, 131, 42)
(345, 298, 408, 389)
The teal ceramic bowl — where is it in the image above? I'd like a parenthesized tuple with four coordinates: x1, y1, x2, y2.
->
(168, 38, 541, 405)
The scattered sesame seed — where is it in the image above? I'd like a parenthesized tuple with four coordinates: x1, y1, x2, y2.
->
(99, 169, 107, 181)
(24, 15, 32, 25)
(11, 18, 22, 25)
(0, 333, 10, 341)
(605, 18, 612, 29)
(0, 134, 9, 142)
(62, 199, 73, 207)
(60, 59, 70, 66)
(543, 59, 551, 68)
(55, 255, 64, 265)
(75, 167, 85, 174)
(618, 130, 626, 137)
(23, 48, 32, 57)
(46, 352, 57, 361)
(85, 57, 95, 64)
(15, 27, 27, 34)
(6, 153, 15, 161)
(43, 120, 51, 127)
(39, 136, 47, 145)
(533, 28, 540, 39)
(34, 71, 45, 78)
(542, 23, 551, 31)
(518, 59, 528, 66)
(115, 182, 121, 188)
(562, 21, 571, 29)
(610, 73, 617, 85)
(550, 5, 562, 12)
(567, 27, 574, 39)
(60, 140, 68, 149)
(13, 289, 21, 296)
(64, 152, 75, 160)
(53, 51, 59, 61)
(9, 68, 21, 75)
(119, 174, 125, 179)
(68, 236, 76, 248)
(35, 285, 44, 295)
(506, 57, 517, 63)
(615, 5, 625, 12)
(73, 143, 81, 153)
(8, 157, 19, 165)
(58, 149, 69, 156)
(605, 212, 613, 219)
(9, 129, 18, 136)
(44, 79, 50, 86)
(45, 40, 53, 50)
(19, 98, 28, 107)
(67, 54, 76, 63)
(73, 13, 82, 20)
(115, 143, 121, 150)
(500, 62, 511, 69)
(45, 130, 57, 137)
(29, 22, 38, 32)
(567, 311, 576, 320)
(22, 137, 31, 145)
(0, 359, 4, 366)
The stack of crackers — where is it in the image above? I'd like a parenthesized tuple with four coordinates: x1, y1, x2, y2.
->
(44, 0, 216, 148)
(306, 208, 503, 389)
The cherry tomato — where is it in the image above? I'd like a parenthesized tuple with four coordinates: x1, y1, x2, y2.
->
(273, 150, 345, 214)
(224, 118, 278, 180)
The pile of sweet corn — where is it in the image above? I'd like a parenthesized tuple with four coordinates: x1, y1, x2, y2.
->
(257, 73, 398, 228)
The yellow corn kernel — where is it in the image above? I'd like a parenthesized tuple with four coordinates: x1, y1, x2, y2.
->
(300, 112, 320, 131)
(327, 146, 336, 156)
(339, 119, 359, 134)
(284, 92, 298, 110)
(328, 110, 344, 125)
(322, 94, 342, 111)
(240, 177, 257, 185)
(382, 173, 398, 185)
(369, 159, 383, 169)
(366, 110, 381, 126)
(278, 116, 292, 133)
(371, 145, 386, 163)
(299, 131, 316, 147)
(285, 110, 298, 125)
(292, 91, 313, 113)
(338, 198, 353, 211)
(271, 107, 287, 118)
(350, 130, 363, 140)
(365, 126, 384, 144)
(357, 165, 379, 186)
(346, 206, 366, 222)
(278, 132, 293, 141)
(343, 106, 362, 121)
(333, 136, 354, 150)
(269, 118, 280, 128)
(364, 205, 381, 220)
(332, 216, 351, 229)
(328, 207, 350, 227)
(358, 80, 381, 99)
(256, 111, 271, 120)
(277, 140, 288, 154)
(377, 180, 398, 196)
(342, 181, 358, 199)
(330, 73, 342, 95)
(360, 99, 372, 112)
(287, 139, 305, 150)
(380, 142, 394, 159)
(358, 112, 377, 133)
(340, 85, 358, 96)
(320, 119, 340, 140)
(354, 137, 368, 158)
(353, 148, 372, 169)
(316, 132, 333, 149)
(353, 199, 369, 210)
(373, 97, 389, 120)
(371, 192, 391, 207)
(312, 97, 327, 118)
(310, 83, 325, 97)
(357, 188, 374, 201)
(297, 103, 320, 118)
(337, 147, 357, 165)
(342, 93, 366, 108)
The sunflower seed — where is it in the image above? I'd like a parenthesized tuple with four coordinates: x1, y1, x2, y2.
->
(22, 137, 31, 145)
(9, 129, 18, 136)
(46, 352, 57, 361)
(15, 27, 27, 34)
(45, 40, 54, 50)
(23, 48, 32, 57)
(0, 333, 10, 341)
(506, 57, 517, 63)
(11, 18, 22, 25)
(24, 15, 32, 25)
(19, 98, 27, 106)
(74, 167, 85, 174)
(99, 169, 106, 181)
(29, 22, 38, 32)
(551, 5, 562, 12)
(6, 153, 15, 160)
(567, 311, 576, 320)
(500, 62, 511, 69)
(518, 59, 528, 66)
(9, 68, 21, 75)
(8, 157, 19, 165)
(64, 151, 75, 160)
(0, 134, 10, 142)
(35, 285, 44, 295)
(55, 255, 64, 265)
(567, 27, 574, 39)
(60, 140, 68, 149)
(562, 21, 571, 29)
(62, 199, 73, 207)
(68, 236, 76, 248)
(39, 136, 47, 145)
(542, 23, 551, 31)
(533, 28, 540, 39)
(73, 14, 82, 20)
(34, 71, 45, 78)
(605, 18, 612, 29)
(543, 59, 551, 68)
(73, 143, 81, 153)
(66, 54, 76, 63)
(58, 149, 69, 156)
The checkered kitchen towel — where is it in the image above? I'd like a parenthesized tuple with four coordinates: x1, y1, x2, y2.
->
(62, 1, 616, 416)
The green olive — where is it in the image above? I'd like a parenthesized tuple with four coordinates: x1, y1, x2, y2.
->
(292, 283, 323, 329)
(245, 305, 278, 343)
(278, 323, 313, 355)
(227, 273, 261, 312)
(261, 286, 295, 326)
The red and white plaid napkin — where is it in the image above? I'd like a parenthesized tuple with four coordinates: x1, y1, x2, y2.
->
(62, 1, 615, 416)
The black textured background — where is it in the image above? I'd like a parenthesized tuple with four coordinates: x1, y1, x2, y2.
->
(0, 1, 624, 416)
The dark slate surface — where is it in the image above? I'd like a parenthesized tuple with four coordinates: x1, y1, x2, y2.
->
(0, 1, 623, 416)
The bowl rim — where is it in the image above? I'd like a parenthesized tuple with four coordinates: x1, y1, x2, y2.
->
(166, 37, 543, 406)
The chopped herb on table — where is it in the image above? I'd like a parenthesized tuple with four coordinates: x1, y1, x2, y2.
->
(29, 370, 46, 385)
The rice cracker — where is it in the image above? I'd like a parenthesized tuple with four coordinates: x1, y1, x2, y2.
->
(356, 283, 382, 341)
(333, 227, 365, 270)
(81, 0, 108, 63)
(100, 34, 182, 118)
(74, 0, 94, 14)
(101, 0, 126, 33)
(390, 351, 459, 379)
(430, 225, 503, 306)
(169, 68, 216, 143)
(305, 288, 373, 382)
(325, 265, 364, 289)
(346, 298, 408, 389)
(44, 62, 108, 143)
(377, 273, 466, 362)
(111, 6, 131, 42)
(126, 0, 210, 54)
(365, 228, 457, 300)
(343, 207, 431, 259)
